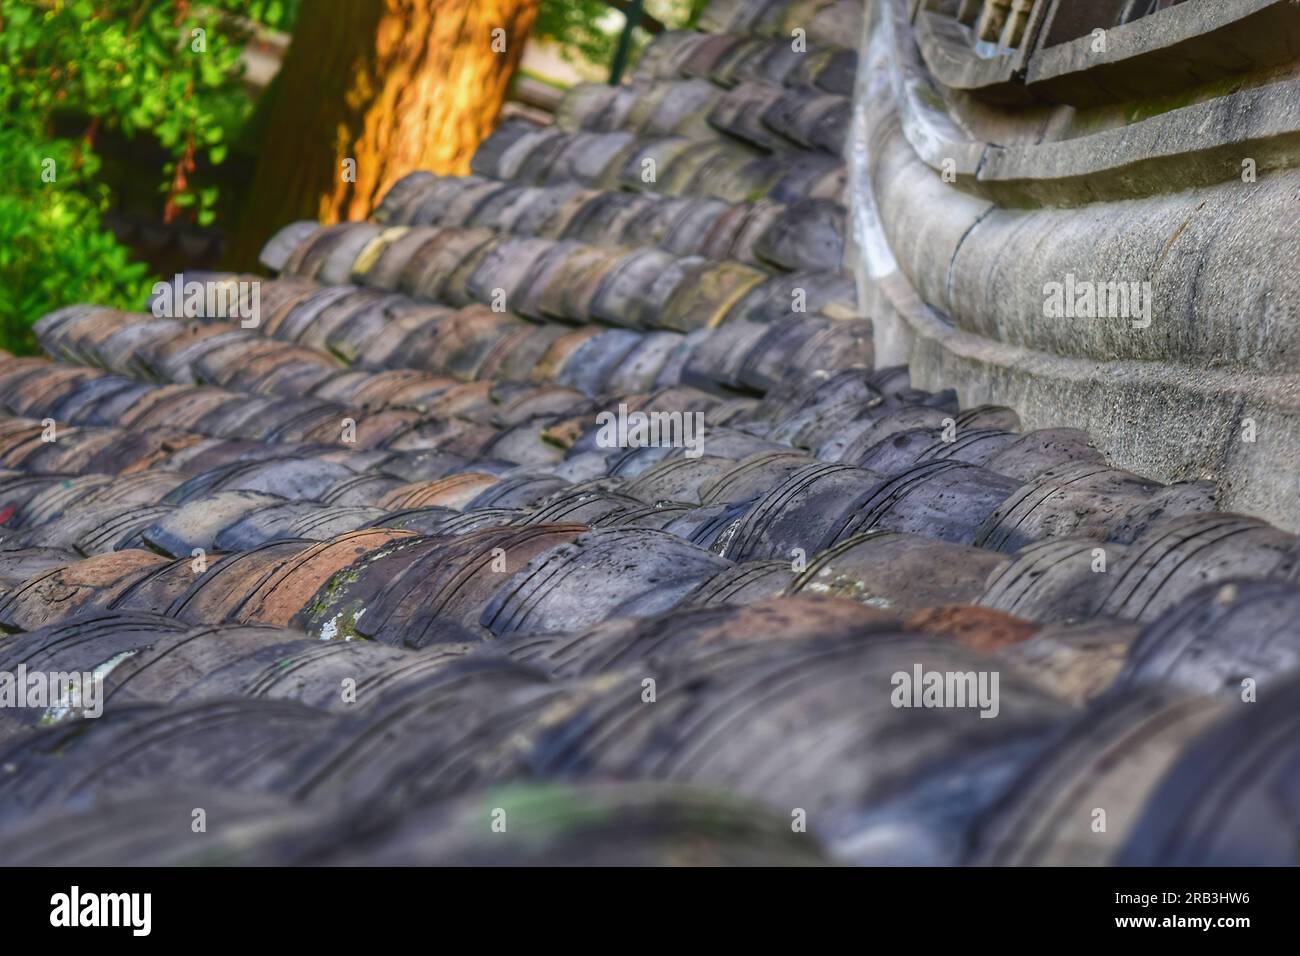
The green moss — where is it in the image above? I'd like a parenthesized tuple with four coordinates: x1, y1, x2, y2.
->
(1122, 74, 1247, 124)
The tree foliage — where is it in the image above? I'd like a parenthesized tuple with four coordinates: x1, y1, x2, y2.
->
(0, 0, 294, 349)
(0, 0, 700, 352)
(0, 126, 150, 353)
(535, 0, 709, 67)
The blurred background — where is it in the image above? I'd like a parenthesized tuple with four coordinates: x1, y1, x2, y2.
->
(0, 0, 708, 352)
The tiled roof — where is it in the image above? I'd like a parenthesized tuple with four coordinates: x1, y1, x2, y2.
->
(2, 0, 1298, 866)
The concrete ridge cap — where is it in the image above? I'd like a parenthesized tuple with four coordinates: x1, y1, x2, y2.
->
(977, 78, 1300, 181)
(873, 0, 1300, 201)
(1026, 0, 1290, 85)
(912, 7, 1019, 95)
(906, 0, 1293, 95)
(847, 0, 896, 279)
(868, 285, 1300, 411)
(858, 117, 1300, 374)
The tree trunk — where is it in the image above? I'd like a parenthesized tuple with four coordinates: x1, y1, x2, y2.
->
(229, 0, 541, 270)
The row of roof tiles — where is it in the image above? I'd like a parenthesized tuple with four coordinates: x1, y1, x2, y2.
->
(1, 0, 1296, 866)
(260, 221, 857, 330)
(373, 173, 847, 274)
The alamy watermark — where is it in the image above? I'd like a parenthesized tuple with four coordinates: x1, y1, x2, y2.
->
(595, 403, 705, 458)
(0, 665, 105, 720)
(1042, 273, 1151, 329)
(50, 886, 151, 936)
(152, 273, 261, 328)
(891, 664, 1000, 718)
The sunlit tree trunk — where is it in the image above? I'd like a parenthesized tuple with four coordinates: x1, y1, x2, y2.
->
(231, 0, 541, 269)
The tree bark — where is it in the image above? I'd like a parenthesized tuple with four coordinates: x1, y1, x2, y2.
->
(229, 0, 541, 269)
